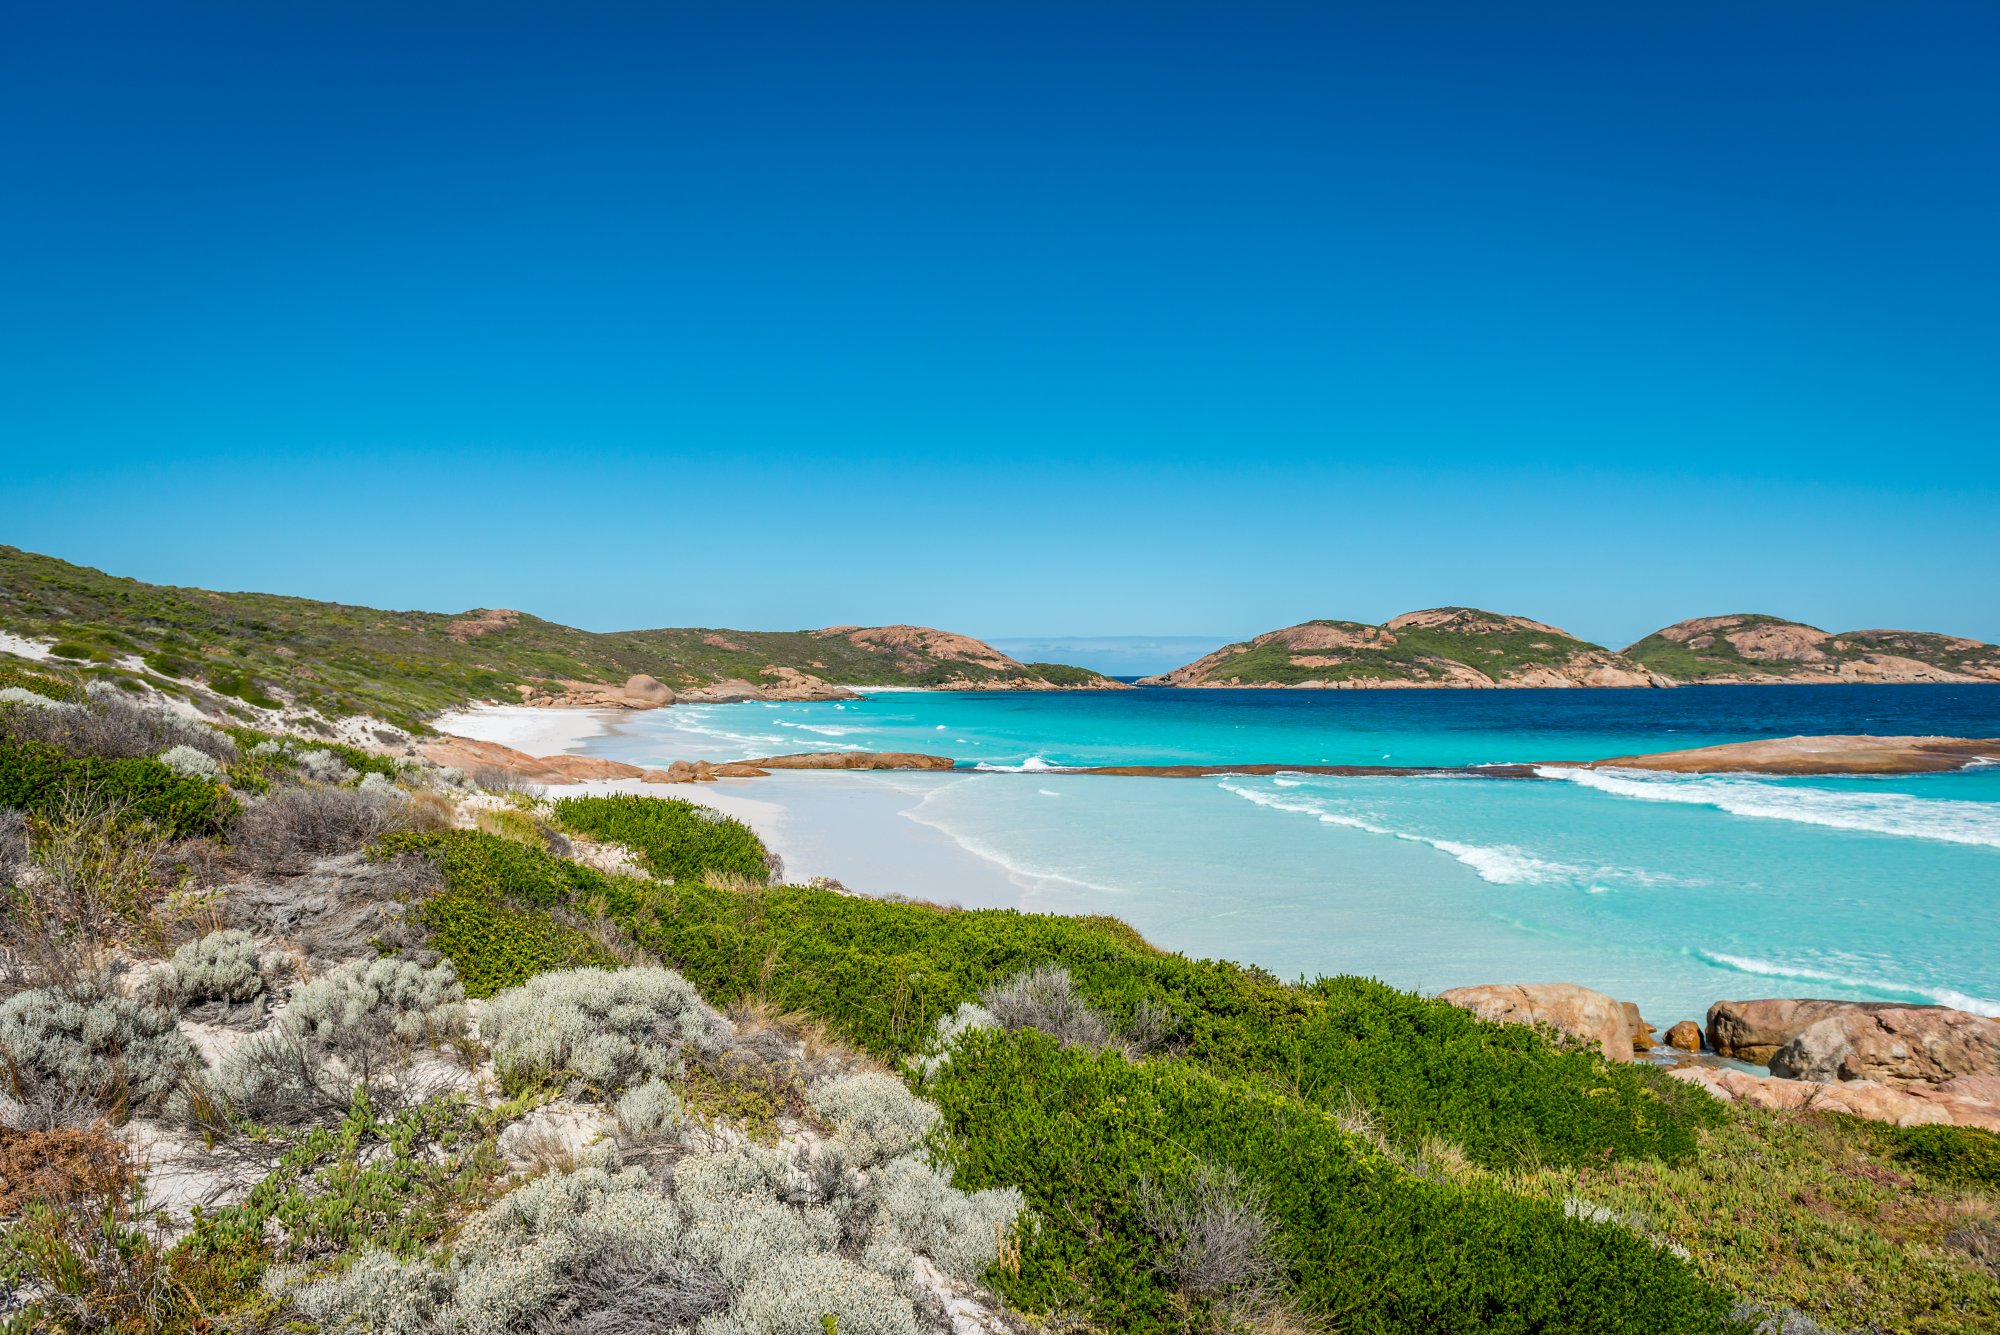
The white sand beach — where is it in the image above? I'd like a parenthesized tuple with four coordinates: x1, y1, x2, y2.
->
(432, 704, 624, 756)
(437, 704, 1032, 908)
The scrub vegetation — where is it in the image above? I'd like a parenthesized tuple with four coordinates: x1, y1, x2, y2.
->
(0, 545, 1111, 730)
(1, 649, 1996, 1334)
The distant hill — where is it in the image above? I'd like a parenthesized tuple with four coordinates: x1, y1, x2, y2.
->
(1624, 614, 2000, 684)
(0, 546, 1118, 729)
(1140, 608, 1666, 689)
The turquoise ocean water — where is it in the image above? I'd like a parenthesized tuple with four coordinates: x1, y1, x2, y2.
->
(572, 686, 2000, 1025)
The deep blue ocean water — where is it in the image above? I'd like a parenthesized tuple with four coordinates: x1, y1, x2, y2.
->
(579, 685, 2000, 1025)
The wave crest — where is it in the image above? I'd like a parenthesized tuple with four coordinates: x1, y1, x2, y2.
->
(1539, 767, 2000, 849)
(1696, 949, 2000, 1016)
(1218, 781, 1576, 886)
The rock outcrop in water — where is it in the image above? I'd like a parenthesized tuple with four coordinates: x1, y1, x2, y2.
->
(1584, 733, 2000, 775)
(1691, 998, 2000, 1131)
(1624, 614, 2000, 684)
(1142, 608, 1670, 690)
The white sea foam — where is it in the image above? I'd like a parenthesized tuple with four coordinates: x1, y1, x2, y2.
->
(1696, 949, 2000, 1017)
(1038, 788, 1062, 798)
(973, 755, 1061, 772)
(1540, 767, 2000, 849)
(1217, 781, 1576, 886)
(775, 720, 855, 738)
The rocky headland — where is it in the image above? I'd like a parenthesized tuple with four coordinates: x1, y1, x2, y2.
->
(1141, 608, 1677, 689)
(1145, 606, 2000, 690)
(1623, 613, 2000, 685)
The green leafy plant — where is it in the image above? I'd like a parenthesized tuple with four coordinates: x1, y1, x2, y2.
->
(549, 793, 772, 884)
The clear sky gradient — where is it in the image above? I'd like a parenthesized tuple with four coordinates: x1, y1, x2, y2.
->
(5, 2, 1996, 651)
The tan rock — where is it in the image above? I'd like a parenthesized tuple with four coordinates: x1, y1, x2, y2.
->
(1667, 1066, 1950, 1127)
(675, 679, 768, 703)
(758, 667, 861, 701)
(1704, 998, 1892, 1063)
(1726, 622, 1830, 663)
(1600, 735, 2000, 776)
(1901, 1075, 2000, 1132)
(623, 674, 674, 705)
(1769, 1007, 2000, 1085)
(1665, 1020, 1703, 1052)
(1436, 983, 1652, 1062)
(445, 609, 521, 642)
(417, 735, 644, 784)
(744, 751, 956, 772)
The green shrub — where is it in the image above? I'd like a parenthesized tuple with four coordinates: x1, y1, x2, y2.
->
(377, 832, 616, 997)
(384, 831, 1717, 1170)
(0, 661, 80, 702)
(239, 730, 404, 779)
(46, 641, 108, 662)
(929, 1028, 1738, 1333)
(549, 793, 772, 884)
(1876, 1121, 2000, 1191)
(186, 1096, 500, 1267)
(204, 670, 282, 709)
(0, 741, 235, 837)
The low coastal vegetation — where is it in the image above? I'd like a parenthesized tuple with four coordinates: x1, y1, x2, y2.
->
(2, 661, 1996, 1331)
(0, 545, 1114, 731)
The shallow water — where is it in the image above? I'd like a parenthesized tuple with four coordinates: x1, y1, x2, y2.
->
(575, 685, 2000, 1024)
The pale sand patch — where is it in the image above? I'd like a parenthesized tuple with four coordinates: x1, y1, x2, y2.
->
(557, 774, 1031, 909)
(433, 703, 623, 755)
(0, 632, 53, 661)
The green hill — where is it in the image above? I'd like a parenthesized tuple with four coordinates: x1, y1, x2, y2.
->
(1624, 614, 2000, 684)
(0, 545, 1116, 729)
(1142, 607, 1664, 689)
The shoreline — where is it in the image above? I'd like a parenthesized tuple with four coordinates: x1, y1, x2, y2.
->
(434, 701, 2000, 1032)
(426, 701, 2000, 781)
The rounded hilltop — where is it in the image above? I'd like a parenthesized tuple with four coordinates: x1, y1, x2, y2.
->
(1623, 613, 2000, 684)
(1140, 606, 1668, 689)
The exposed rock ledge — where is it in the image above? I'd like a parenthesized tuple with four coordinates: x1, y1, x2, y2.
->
(419, 736, 953, 785)
(517, 674, 680, 709)
(1582, 733, 2000, 775)
(1441, 986, 2000, 1131)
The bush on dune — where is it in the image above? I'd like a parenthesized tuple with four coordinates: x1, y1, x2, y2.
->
(215, 957, 468, 1123)
(381, 829, 1716, 1171)
(927, 1026, 1739, 1333)
(481, 965, 733, 1096)
(229, 784, 409, 875)
(548, 793, 774, 884)
(0, 741, 234, 838)
(0, 982, 202, 1121)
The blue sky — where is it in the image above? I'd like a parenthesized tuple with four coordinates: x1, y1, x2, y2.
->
(4, 2, 1996, 652)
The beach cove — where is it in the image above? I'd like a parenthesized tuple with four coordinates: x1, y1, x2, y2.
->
(437, 683, 2000, 1028)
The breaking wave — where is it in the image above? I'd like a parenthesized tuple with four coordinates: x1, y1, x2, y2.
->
(1696, 949, 2000, 1017)
(1539, 767, 2000, 849)
(1218, 781, 1577, 886)
(973, 755, 1062, 772)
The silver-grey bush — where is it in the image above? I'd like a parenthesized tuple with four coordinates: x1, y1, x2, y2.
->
(483, 966, 733, 1094)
